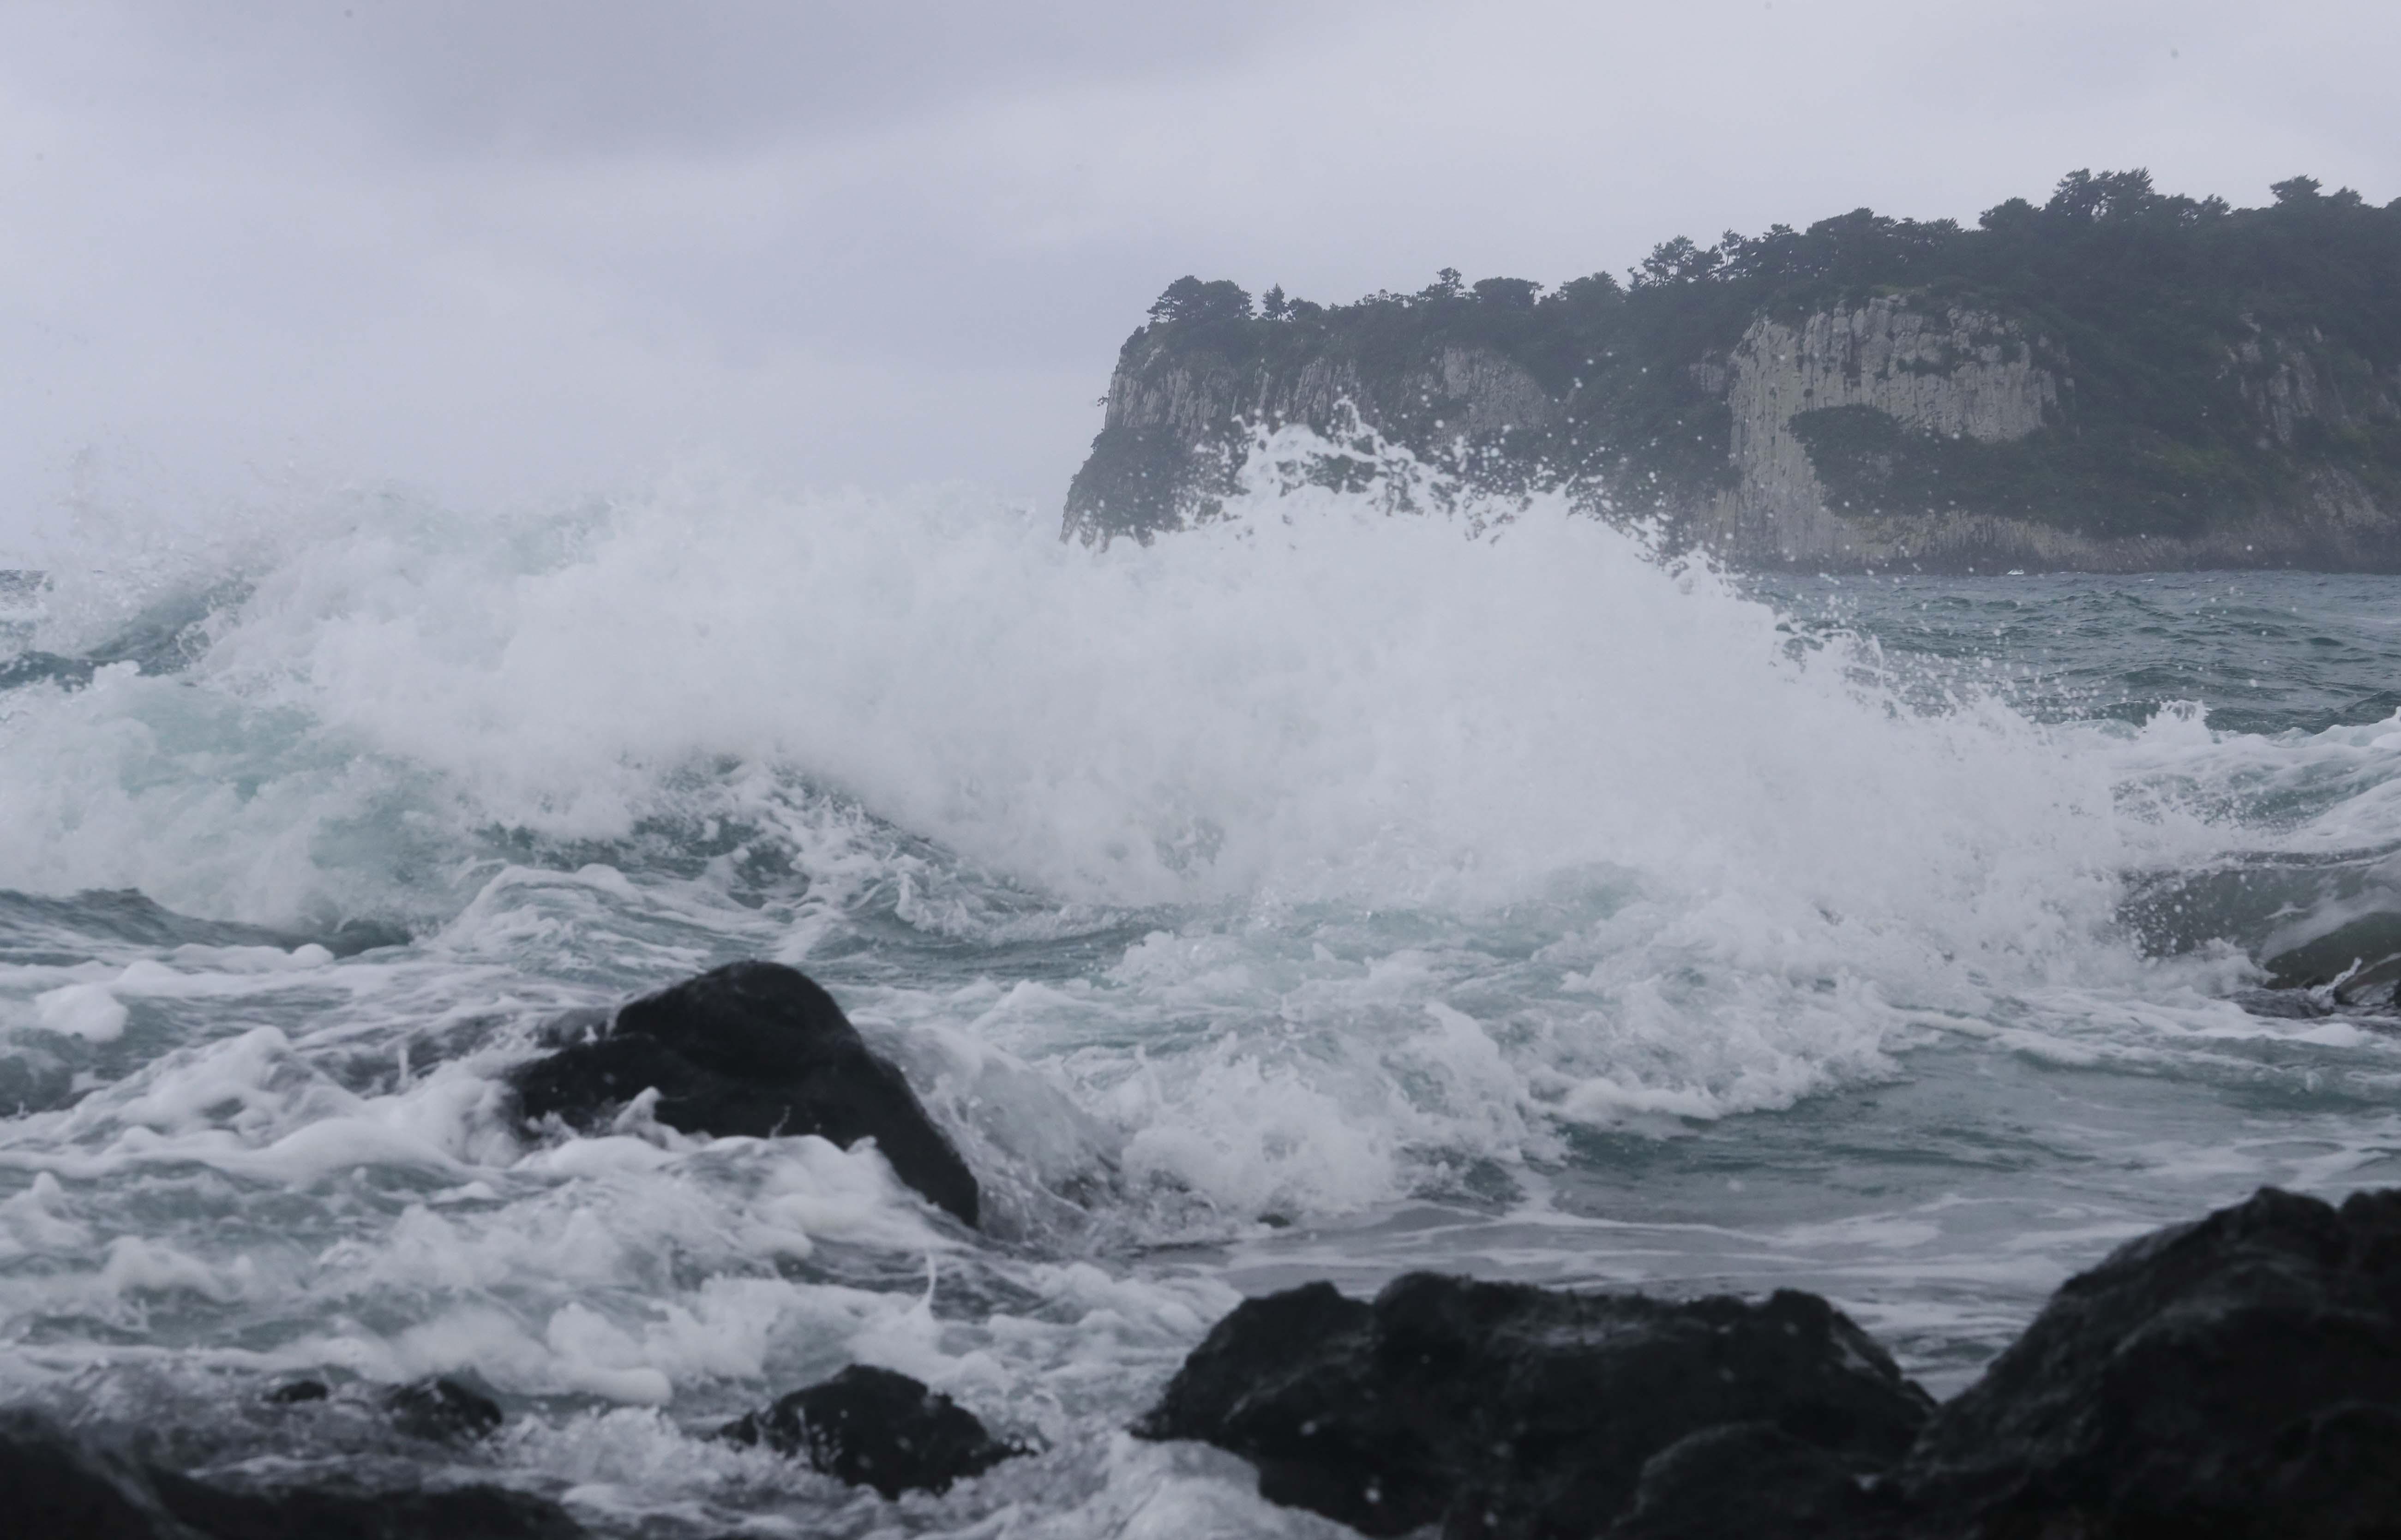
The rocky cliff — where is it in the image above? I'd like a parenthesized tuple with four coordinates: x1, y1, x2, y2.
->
(1065, 325, 1567, 537)
(1065, 173, 2401, 572)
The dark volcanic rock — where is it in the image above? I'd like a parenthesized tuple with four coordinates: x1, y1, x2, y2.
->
(1133, 1272, 1933, 1539)
(150, 1471, 581, 1540)
(1610, 1422, 1896, 1540)
(2264, 912, 2401, 993)
(0, 1408, 582, 1540)
(721, 1364, 1023, 1499)
(383, 1378, 504, 1444)
(0, 1410, 174, 1539)
(511, 961, 979, 1227)
(1895, 1185, 2401, 1539)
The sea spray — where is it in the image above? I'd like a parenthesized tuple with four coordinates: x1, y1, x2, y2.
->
(0, 444, 2399, 1534)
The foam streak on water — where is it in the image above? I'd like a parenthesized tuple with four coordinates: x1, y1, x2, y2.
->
(1, 462, 2399, 1533)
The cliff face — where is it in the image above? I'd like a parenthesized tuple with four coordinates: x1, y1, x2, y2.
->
(1068, 302, 2401, 570)
(1724, 300, 2060, 513)
(1702, 300, 2065, 565)
(1064, 175, 2401, 571)
(1692, 309, 2401, 569)
(1064, 333, 1563, 534)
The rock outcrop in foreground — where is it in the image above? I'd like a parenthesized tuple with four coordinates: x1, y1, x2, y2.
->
(511, 960, 980, 1226)
(722, 1365, 1027, 1498)
(1139, 1185, 2401, 1538)
(1137, 1275, 1931, 1536)
(2, 1406, 581, 1540)
(1067, 171, 2401, 572)
(1896, 1185, 2401, 1537)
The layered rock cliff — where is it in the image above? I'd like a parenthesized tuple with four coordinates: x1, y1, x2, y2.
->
(1065, 326, 1566, 536)
(1065, 173, 2401, 572)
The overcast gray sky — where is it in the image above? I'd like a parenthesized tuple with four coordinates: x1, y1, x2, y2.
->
(0, 0, 2393, 541)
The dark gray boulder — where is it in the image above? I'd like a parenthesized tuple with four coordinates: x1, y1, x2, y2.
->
(382, 1378, 503, 1445)
(721, 1364, 1024, 1499)
(1132, 1271, 1934, 1539)
(2263, 912, 2401, 995)
(0, 1410, 175, 1539)
(511, 961, 978, 1227)
(0, 1408, 582, 1540)
(1894, 1185, 2401, 1539)
(149, 1472, 581, 1540)
(1609, 1422, 1899, 1540)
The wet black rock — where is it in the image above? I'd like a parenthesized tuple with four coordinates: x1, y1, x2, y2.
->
(2229, 985, 2343, 1020)
(150, 1471, 581, 1540)
(0, 1408, 582, 1540)
(2326, 951, 2401, 1014)
(721, 1364, 1024, 1499)
(1132, 1271, 1934, 1539)
(0, 1410, 170, 1539)
(1609, 1421, 1897, 1540)
(1140, 1189, 2401, 1538)
(1894, 1185, 2401, 1538)
(511, 960, 979, 1227)
(2316, 690, 2401, 731)
(2263, 911, 2401, 996)
(262, 1380, 327, 1405)
(383, 1378, 503, 1444)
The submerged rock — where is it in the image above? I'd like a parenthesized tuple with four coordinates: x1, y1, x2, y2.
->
(1895, 1185, 2401, 1538)
(262, 1380, 327, 1405)
(0, 1410, 170, 1539)
(511, 960, 979, 1227)
(2264, 912, 2401, 994)
(0, 1407, 582, 1540)
(1132, 1271, 1933, 1538)
(150, 1472, 581, 1540)
(383, 1378, 504, 1445)
(2229, 985, 2344, 1020)
(722, 1364, 1023, 1499)
(2256, 911, 2401, 1018)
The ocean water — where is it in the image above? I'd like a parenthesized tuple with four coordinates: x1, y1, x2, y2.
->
(2, 466, 2400, 1535)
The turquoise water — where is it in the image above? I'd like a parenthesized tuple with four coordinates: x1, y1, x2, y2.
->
(1, 484, 2398, 1534)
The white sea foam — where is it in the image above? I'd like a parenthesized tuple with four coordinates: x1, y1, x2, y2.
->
(0, 462, 2381, 1192)
(6, 455, 2401, 1533)
(32, 983, 127, 1043)
(1, 467, 2106, 912)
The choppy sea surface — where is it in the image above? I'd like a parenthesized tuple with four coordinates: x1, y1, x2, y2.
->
(3, 471, 2400, 1535)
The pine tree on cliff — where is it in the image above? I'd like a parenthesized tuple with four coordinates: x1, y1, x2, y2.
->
(1148, 276, 1253, 326)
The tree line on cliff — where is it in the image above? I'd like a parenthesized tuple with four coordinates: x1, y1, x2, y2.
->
(1098, 170, 2400, 541)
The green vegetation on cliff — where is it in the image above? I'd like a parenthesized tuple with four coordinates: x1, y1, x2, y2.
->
(1067, 171, 2401, 566)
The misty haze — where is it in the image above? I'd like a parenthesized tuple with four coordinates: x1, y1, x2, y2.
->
(1, 5, 2399, 1538)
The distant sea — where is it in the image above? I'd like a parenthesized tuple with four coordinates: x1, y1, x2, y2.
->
(2, 467, 2397, 1534)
